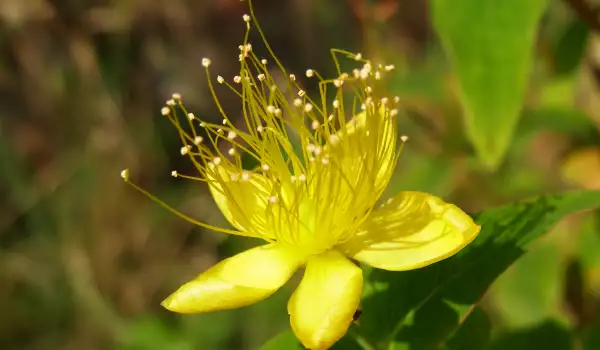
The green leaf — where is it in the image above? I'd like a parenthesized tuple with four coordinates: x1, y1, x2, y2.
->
(431, 0, 548, 169)
(259, 330, 304, 350)
(356, 190, 600, 349)
(488, 320, 572, 350)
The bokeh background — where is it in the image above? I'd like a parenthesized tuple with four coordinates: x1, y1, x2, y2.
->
(1, 0, 600, 349)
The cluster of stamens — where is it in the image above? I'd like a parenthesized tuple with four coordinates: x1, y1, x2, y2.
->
(121, 11, 407, 249)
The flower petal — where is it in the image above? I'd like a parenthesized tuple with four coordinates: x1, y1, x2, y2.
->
(288, 250, 363, 349)
(208, 164, 275, 238)
(339, 191, 480, 271)
(162, 244, 304, 313)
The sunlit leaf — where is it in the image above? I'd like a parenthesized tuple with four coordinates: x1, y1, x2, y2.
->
(432, 0, 548, 169)
(355, 190, 600, 349)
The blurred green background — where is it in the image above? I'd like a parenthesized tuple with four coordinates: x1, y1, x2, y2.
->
(1, 0, 600, 349)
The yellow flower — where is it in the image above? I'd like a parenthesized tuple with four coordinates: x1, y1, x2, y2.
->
(122, 4, 480, 349)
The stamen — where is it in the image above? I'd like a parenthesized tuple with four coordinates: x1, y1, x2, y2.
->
(171, 170, 178, 177)
(202, 58, 211, 67)
(241, 171, 250, 181)
(161, 107, 170, 116)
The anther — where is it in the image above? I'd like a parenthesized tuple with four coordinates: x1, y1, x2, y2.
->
(306, 69, 314, 78)
(258, 73, 266, 81)
(266, 105, 276, 114)
(400, 135, 408, 142)
(241, 171, 250, 181)
(213, 157, 222, 165)
(257, 125, 264, 133)
(166, 99, 175, 106)
(171, 170, 178, 177)
(329, 134, 340, 145)
(242, 14, 250, 22)
(298, 89, 306, 97)
(274, 108, 282, 116)
(381, 97, 389, 105)
(333, 100, 340, 108)
(365, 86, 372, 94)
(201, 58, 211, 67)
(334, 79, 343, 87)
(187, 113, 195, 120)
(268, 196, 277, 203)
(194, 136, 203, 145)
(293, 98, 303, 107)
(217, 75, 224, 84)
(304, 103, 313, 113)
(298, 174, 306, 181)
(355, 53, 363, 60)
(228, 148, 236, 156)
(172, 93, 182, 100)
(161, 107, 170, 116)
(390, 109, 398, 117)
(321, 157, 329, 164)
(233, 75, 242, 84)
(289, 74, 296, 81)
(227, 131, 237, 140)
(385, 64, 395, 71)
(261, 58, 268, 65)
(311, 120, 320, 130)
(394, 96, 400, 103)
(180, 145, 191, 155)
(261, 163, 270, 171)
(222, 119, 228, 125)
(120, 169, 130, 180)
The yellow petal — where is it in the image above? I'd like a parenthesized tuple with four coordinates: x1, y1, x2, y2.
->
(208, 164, 275, 238)
(339, 191, 480, 271)
(288, 250, 363, 349)
(162, 244, 304, 313)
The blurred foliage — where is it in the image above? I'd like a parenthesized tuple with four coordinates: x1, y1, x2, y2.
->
(1, 0, 600, 349)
